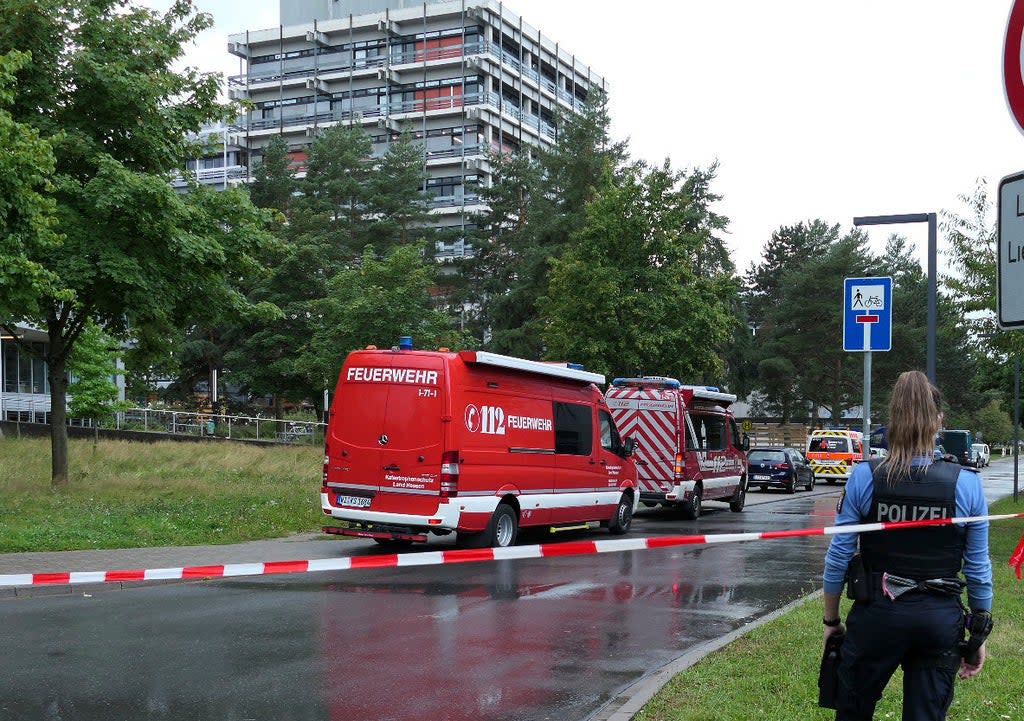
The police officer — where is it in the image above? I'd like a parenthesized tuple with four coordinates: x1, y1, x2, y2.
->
(822, 371, 992, 721)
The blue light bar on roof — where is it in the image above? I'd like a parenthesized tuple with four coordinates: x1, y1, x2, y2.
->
(611, 377, 682, 388)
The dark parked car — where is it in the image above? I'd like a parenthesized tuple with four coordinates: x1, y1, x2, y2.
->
(939, 429, 974, 466)
(747, 447, 815, 493)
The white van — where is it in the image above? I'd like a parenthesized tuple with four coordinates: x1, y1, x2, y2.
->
(970, 443, 991, 468)
(805, 429, 864, 484)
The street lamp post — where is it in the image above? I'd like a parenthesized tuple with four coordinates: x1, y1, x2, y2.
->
(853, 213, 938, 383)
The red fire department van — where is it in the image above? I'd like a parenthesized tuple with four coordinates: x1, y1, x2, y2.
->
(605, 377, 749, 519)
(321, 344, 639, 548)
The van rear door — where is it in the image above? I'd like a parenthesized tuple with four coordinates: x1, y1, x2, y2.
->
(377, 356, 446, 497)
(330, 354, 446, 501)
(606, 387, 679, 496)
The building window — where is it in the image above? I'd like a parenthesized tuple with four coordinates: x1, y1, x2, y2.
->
(2, 342, 15, 394)
(3, 341, 49, 395)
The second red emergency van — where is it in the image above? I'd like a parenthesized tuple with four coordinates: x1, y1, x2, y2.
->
(321, 343, 639, 548)
(605, 377, 750, 519)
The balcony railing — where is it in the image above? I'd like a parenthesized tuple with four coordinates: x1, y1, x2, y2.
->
(171, 165, 249, 187)
(246, 92, 556, 140)
(229, 40, 588, 112)
(427, 193, 482, 209)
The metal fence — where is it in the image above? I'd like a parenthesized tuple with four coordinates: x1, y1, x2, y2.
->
(1, 398, 325, 446)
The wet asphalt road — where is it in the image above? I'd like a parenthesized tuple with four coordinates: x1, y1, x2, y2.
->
(0, 463, 1018, 721)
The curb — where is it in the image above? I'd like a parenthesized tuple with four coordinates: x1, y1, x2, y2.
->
(588, 590, 822, 721)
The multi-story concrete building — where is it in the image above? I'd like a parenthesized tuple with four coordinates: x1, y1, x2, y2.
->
(227, 0, 604, 260)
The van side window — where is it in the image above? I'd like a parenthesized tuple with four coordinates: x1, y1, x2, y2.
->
(554, 402, 593, 455)
(730, 418, 742, 449)
(684, 413, 701, 450)
(698, 414, 727, 451)
(599, 410, 621, 452)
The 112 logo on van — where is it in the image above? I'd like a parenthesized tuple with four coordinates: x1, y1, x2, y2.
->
(465, 404, 506, 435)
(465, 405, 553, 435)
(697, 455, 731, 473)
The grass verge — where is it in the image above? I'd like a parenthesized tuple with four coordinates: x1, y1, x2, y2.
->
(0, 436, 323, 552)
(635, 496, 1024, 721)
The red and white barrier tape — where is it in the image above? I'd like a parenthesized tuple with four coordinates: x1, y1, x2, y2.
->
(3, 512, 1023, 588)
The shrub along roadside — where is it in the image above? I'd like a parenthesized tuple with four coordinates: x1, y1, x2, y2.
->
(0, 437, 323, 552)
(635, 497, 1024, 721)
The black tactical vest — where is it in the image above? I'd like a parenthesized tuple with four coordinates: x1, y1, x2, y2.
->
(859, 459, 966, 580)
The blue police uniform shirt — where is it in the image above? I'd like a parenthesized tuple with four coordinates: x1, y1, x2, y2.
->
(823, 456, 993, 611)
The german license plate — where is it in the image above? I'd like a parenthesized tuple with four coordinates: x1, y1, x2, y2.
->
(338, 495, 372, 508)
(753, 474, 770, 481)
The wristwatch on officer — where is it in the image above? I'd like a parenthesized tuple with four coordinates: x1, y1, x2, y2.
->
(823, 617, 842, 627)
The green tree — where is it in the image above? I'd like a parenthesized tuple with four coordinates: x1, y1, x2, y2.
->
(0, 0, 273, 488)
(298, 244, 467, 388)
(744, 220, 839, 331)
(227, 124, 435, 418)
(540, 161, 736, 380)
(67, 321, 128, 445)
(744, 222, 866, 422)
(940, 179, 1015, 420)
(975, 399, 1013, 445)
(0, 50, 60, 323)
(366, 132, 432, 251)
(299, 123, 374, 257)
(869, 234, 930, 415)
(464, 92, 628, 357)
(248, 134, 293, 215)
(942, 179, 997, 335)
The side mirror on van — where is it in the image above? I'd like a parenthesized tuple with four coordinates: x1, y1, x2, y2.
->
(622, 437, 638, 458)
(741, 433, 751, 452)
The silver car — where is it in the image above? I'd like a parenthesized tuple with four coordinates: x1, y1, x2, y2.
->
(970, 443, 991, 468)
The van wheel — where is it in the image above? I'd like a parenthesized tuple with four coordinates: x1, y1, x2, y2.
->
(681, 485, 702, 521)
(609, 494, 633, 535)
(490, 504, 519, 547)
(729, 481, 746, 512)
(458, 504, 519, 548)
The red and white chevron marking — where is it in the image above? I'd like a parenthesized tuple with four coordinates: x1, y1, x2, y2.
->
(608, 387, 678, 494)
(3, 512, 1022, 588)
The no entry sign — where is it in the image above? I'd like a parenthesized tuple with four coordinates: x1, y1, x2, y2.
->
(1005, 0, 1024, 136)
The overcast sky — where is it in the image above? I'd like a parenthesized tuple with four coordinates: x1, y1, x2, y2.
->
(145, 1, 1023, 274)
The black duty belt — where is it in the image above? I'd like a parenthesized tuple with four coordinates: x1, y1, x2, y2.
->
(878, 572, 965, 600)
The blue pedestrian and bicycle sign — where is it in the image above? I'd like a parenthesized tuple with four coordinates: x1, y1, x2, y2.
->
(843, 277, 892, 352)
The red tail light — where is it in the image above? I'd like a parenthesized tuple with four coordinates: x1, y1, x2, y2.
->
(440, 450, 460, 497)
(673, 453, 685, 481)
(776, 463, 791, 470)
(322, 443, 330, 483)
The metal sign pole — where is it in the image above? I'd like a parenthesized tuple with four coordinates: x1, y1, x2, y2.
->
(863, 350, 872, 461)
